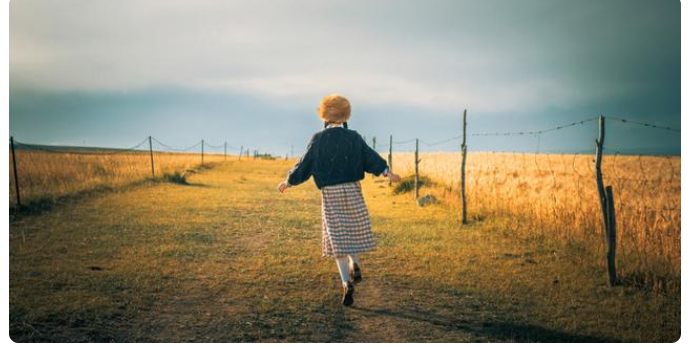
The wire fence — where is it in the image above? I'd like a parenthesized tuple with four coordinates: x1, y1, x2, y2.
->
(8, 115, 681, 287)
(368, 114, 680, 287)
(8, 135, 272, 211)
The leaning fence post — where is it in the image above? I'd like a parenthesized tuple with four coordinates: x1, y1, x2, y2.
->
(201, 140, 205, 165)
(148, 136, 155, 179)
(595, 116, 608, 237)
(605, 185, 617, 286)
(461, 109, 468, 224)
(388, 135, 393, 187)
(10, 136, 21, 210)
(415, 138, 420, 199)
(595, 115, 613, 284)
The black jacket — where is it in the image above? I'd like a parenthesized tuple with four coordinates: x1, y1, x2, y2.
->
(287, 127, 389, 189)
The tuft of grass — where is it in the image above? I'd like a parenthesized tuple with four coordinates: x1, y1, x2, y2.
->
(161, 171, 190, 185)
(392, 175, 433, 195)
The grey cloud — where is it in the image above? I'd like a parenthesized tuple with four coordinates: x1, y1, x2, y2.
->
(9, 0, 679, 153)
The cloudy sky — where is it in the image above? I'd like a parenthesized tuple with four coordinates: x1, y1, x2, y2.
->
(9, 0, 680, 155)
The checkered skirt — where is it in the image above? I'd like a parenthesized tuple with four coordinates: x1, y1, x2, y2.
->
(321, 181, 376, 257)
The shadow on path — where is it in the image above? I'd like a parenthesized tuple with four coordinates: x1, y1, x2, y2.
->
(349, 306, 616, 342)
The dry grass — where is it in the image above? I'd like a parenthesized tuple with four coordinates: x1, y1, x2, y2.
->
(9, 149, 234, 208)
(391, 152, 681, 288)
(9, 159, 679, 342)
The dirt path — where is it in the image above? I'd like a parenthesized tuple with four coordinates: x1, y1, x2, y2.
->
(9, 161, 679, 342)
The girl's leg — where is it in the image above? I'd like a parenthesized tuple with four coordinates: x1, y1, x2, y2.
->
(348, 254, 362, 283)
(335, 255, 355, 306)
(348, 254, 359, 265)
(334, 256, 351, 288)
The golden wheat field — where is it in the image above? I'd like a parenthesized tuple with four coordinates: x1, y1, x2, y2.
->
(9, 149, 681, 287)
(9, 149, 232, 207)
(391, 152, 681, 285)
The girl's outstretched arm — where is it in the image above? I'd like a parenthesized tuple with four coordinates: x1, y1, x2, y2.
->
(360, 134, 388, 176)
(278, 134, 318, 192)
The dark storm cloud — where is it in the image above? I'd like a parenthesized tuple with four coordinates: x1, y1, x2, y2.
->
(9, 0, 679, 154)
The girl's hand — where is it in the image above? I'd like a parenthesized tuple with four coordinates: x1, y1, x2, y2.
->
(277, 181, 290, 193)
(388, 172, 402, 183)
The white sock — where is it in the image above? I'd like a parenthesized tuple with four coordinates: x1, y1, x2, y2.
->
(335, 256, 350, 287)
(348, 254, 359, 266)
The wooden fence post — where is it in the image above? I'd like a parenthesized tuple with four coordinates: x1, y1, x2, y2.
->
(148, 136, 155, 179)
(239, 146, 243, 161)
(201, 140, 205, 165)
(388, 135, 393, 187)
(595, 115, 608, 239)
(461, 109, 468, 224)
(10, 136, 21, 210)
(595, 115, 617, 285)
(605, 185, 617, 286)
(415, 138, 420, 199)
(224, 142, 227, 160)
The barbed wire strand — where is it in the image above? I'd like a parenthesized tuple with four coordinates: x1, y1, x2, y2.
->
(420, 135, 463, 147)
(607, 116, 681, 132)
(151, 137, 202, 152)
(13, 137, 150, 155)
(470, 117, 599, 137)
(204, 142, 225, 149)
(393, 138, 416, 145)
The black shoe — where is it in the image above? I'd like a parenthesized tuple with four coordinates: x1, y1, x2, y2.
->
(342, 282, 355, 306)
(350, 263, 362, 284)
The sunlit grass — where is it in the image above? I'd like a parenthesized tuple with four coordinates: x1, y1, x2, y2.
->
(8, 149, 235, 208)
(390, 152, 680, 287)
(9, 159, 679, 342)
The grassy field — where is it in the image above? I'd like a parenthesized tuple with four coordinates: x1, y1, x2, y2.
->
(9, 159, 679, 342)
(392, 152, 681, 286)
(9, 149, 231, 209)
